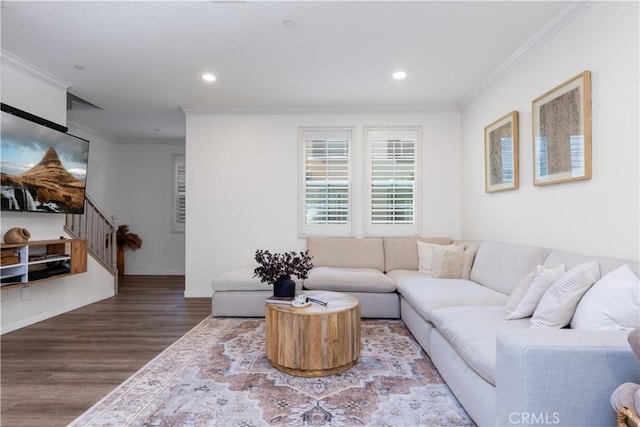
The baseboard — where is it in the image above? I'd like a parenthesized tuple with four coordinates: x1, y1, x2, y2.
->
(1, 290, 114, 334)
(183, 289, 212, 298)
(123, 269, 185, 276)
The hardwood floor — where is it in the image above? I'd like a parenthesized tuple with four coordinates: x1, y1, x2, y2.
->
(1, 275, 211, 427)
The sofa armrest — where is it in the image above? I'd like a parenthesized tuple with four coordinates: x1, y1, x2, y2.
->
(496, 329, 639, 427)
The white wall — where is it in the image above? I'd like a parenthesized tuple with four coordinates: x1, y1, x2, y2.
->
(1, 54, 67, 126)
(115, 142, 186, 275)
(185, 112, 461, 297)
(460, 2, 639, 260)
(1, 55, 116, 333)
(68, 124, 120, 214)
(1, 257, 114, 333)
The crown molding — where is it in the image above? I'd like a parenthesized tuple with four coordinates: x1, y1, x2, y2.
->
(67, 120, 120, 143)
(458, 1, 593, 110)
(118, 138, 185, 145)
(181, 104, 459, 116)
(1, 49, 70, 90)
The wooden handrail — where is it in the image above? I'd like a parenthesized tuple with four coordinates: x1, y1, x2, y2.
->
(64, 194, 118, 293)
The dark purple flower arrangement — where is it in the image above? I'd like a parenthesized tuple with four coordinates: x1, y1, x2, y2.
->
(253, 249, 313, 285)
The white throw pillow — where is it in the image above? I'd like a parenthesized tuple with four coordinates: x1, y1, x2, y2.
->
(570, 264, 640, 330)
(505, 268, 536, 318)
(505, 264, 566, 320)
(416, 240, 435, 274)
(531, 260, 600, 329)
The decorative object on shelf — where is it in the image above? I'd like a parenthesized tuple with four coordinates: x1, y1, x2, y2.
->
(484, 111, 519, 193)
(3, 227, 31, 244)
(0, 239, 87, 287)
(532, 70, 591, 186)
(254, 249, 313, 298)
(116, 225, 143, 276)
(1, 248, 20, 266)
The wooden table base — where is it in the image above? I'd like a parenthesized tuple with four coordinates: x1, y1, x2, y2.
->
(265, 291, 361, 377)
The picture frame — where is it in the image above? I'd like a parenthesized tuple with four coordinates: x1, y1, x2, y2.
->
(532, 71, 591, 186)
(484, 111, 519, 193)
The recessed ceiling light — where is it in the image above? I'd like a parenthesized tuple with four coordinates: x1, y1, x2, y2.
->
(202, 73, 217, 82)
(283, 19, 295, 29)
(392, 71, 407, 80)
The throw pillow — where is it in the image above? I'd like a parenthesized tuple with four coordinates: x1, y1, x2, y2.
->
(570, 264, 640, 330)
(417, 241, 477, 279)
(459, 243, 479, 280)
(505, 268, 536, 318)
(417, 241, 461, 275)
(431, 244, 477, 279)
(530, 260, 600, 329)
(433, 248, 466, 278)
(505, 264, 566, 320)
(416, 240, 435, 274)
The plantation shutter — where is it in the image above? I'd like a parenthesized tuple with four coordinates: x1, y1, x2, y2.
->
(172, 154, 186, 233)
(367, 128, 420, 236)
(300, 129, 352, 236)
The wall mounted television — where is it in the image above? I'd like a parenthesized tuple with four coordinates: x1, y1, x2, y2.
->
(1, 103, 89, 214)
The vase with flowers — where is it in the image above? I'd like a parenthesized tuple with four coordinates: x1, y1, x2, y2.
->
(253, 249, 313, 298)
(116, 225, 143, 276)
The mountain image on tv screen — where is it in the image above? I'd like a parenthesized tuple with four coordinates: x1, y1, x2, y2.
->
(1, 110, 89, 214)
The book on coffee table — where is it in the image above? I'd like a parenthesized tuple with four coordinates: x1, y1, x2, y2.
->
(265, 296, 294, 305)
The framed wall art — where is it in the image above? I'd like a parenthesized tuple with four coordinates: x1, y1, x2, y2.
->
(532, 71, 591, 186)
(484, 111, 519, 193)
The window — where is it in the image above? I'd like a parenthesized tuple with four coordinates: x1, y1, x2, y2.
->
(299, 129, 352, 236)
(366, 128, 420, 236)
(172, 154, 186, 233)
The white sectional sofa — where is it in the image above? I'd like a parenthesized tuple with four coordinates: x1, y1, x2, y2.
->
(211, 237, 640, 426)
(211, 237, 453, 318)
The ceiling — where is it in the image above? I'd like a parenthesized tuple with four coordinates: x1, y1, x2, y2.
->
(1, 1, 573, 143)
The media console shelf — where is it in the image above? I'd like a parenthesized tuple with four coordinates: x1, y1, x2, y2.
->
(0, 239, 87, 288)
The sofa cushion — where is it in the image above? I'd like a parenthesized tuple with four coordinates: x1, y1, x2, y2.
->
(307, 237, 385, 271)
(383, 237, 453, 272)
(544, 250, 640, 277)
(212, 266, 266, 291)
(430, 306, 530, 385)
(303, 267, 396, 292)
(390, 271, 508, 322)
(470, 241, 550, 296)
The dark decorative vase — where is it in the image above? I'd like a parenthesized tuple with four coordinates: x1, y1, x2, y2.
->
(273, 275, 295, 298)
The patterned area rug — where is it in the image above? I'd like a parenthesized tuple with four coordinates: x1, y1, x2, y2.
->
(70, 317, 474, 427)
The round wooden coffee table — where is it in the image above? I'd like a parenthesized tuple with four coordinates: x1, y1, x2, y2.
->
(265, 291, 361, 377)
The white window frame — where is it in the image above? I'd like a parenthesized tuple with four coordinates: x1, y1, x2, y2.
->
(364, 127, 421, 236)
(171, 154, 186, 233)
(299, 127, 354, 236)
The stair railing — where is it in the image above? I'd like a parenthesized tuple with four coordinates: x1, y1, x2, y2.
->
(64, 194, 118, 293)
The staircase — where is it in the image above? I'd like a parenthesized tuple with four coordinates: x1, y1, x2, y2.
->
(65, 194, 118, 293)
